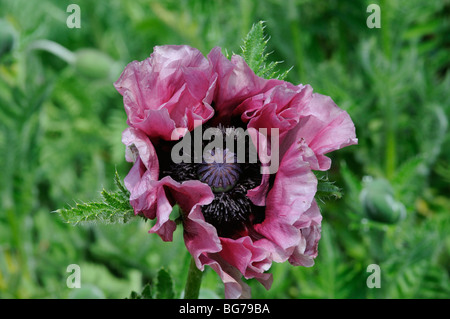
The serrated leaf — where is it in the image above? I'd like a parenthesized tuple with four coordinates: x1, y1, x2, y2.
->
(392, 156, 425, 187)
(101, 189, 132, 212)
(317, 180, 343, 199)
(315, 173, 343, 203)
(241, 21, 267, 74)
(55, 170, 135, 225)
(141, 283, 153, 299)
(126, 283, 153, 299)
(241, 21, 290, 80)
(114, 169, 130, 199)
(156, 268, 175, 299)
(127, 291, 140, 299)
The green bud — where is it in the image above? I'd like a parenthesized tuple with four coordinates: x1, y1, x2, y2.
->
(0, 19, 17, 57)
(360, 177, 406, 224)
(74, 48, 119, 80)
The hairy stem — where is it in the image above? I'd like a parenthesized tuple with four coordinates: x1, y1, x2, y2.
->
(184, 256, 203, 299)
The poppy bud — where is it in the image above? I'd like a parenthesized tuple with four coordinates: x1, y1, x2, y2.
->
(360, 177, 406, 224)
(74, 48, 120, 80)
(0, 19, 16, 57)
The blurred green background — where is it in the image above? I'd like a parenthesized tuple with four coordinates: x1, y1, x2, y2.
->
(0, 0, 449, 299)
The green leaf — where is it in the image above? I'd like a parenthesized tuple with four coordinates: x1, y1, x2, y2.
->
(241, 21, 290, 80)
(392, 155, 425, 187)
(156, 268, 175, 299)
(55, 170, 134, 225)
(127, 291, 140, 299)
(114, 169, 131, 200)
(126, 283, 153, 299)
(141, 283, 153, 299)
(315, 173, 343, 203)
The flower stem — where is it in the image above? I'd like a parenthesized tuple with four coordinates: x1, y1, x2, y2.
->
(28, 39, 76, 64)
(184, 256, 203, 299)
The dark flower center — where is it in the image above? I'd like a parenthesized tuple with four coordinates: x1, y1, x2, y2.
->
(159, 123, 265, 238)
(197, 148, 241, 193)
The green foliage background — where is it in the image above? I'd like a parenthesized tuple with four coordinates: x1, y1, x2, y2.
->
(0, 0, 449, 299)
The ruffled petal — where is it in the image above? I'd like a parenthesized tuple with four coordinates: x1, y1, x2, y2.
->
(114, 45, 215, 141)
(149, 177, 215, 242)
(183, 204, 222, 264)
(235, 83, 313, 137)
(122, 127, 159, 180)
(289, 200, 322, 267)
(121, 127, 160, 217)
(207, 47, 282, 125)
(295, 93, 358, 170)
(253, 139, 318, 260)
(198, 253, 251, 299)
(219, 237, 272, 283)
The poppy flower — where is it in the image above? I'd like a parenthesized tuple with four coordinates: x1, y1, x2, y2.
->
(114, 45, 357, 298)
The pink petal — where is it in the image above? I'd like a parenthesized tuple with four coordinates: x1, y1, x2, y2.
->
(122, 127, 159, 180)
(183, 205, 222, 264)
(149, 177, 215, 242)
(219, 237, 272, 282)
(236, 83, 313, 136)
(289, 200, 322, 267)
(207, 47, 282, 125)
(295, 93, 358, 170)
(198, 253, 251, 299)
(253, 139, 318, 259)
(121, 127, 160, 217)
(244, 127, 273, 206)
(124, 159, 216, 242)
(114, 45, 215, 141)
(246, 173, 270, 207)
